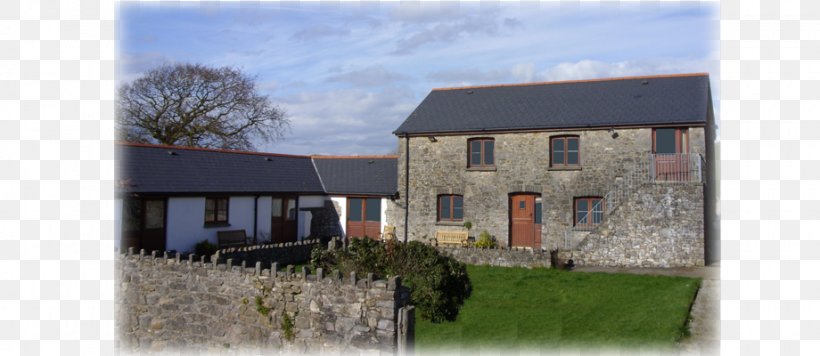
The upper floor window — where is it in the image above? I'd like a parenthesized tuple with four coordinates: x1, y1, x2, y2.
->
(205, 197, 229, 225)
(550, 136, 580, 168)
(574, 196, 603, 228)
(468, 138, 494, 168)
(438, 194, 464, 222)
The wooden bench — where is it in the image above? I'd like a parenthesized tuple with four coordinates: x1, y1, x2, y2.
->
(217, 229, 249, 249)
(435, 230, 468, 247)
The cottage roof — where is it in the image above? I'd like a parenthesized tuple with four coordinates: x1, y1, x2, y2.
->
(393, 73, 712, 135)
(311, 156, 398, 196)
(117, 143, 325, 195)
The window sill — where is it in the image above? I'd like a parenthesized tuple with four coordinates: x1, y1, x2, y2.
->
(548, 166, 582, 171)
(435, 221, 464, 227)
(466, 166, 496, 172)
(204, 222, 231, 228)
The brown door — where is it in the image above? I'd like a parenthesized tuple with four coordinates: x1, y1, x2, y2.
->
(121, 197, 166, 252)
(346, 198, 381, 239)
(653, 128, 689, 181)
(510, 194, 540, 249)
(271, 197, 297, 243)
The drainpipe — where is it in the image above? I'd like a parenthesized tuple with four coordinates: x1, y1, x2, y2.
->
(404, 133, 410, 244)
(253, 195, 259, 244)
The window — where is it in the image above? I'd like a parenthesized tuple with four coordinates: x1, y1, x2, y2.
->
(205, 197, 229, 225)
(347, 198, 381, 222)
(534, 198, 542, 224)
(438, 195, 464, 222)
(574, 197, 604, 227)
(468, 138, 494, 168)
(550, 136, 580, 167)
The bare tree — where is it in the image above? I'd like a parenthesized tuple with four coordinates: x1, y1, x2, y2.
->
(117, 63, 288, 150)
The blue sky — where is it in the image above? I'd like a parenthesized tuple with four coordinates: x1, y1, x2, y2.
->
(118, 1, 718, 155)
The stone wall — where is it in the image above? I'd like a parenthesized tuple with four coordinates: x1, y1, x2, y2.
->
(389, 127, 707, 252)
(117, 251, 412, 354)
(436, 246, 550, 268)
(216, 238, 320, 269)
(565, 183, 705, 267)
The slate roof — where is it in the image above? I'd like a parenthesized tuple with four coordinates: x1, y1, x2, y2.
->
(117, 143, 325, 195)
(311, 156, 398, 196)
(394, 73, 712, 135)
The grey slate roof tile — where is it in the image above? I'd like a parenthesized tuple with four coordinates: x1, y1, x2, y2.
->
(117, 144, 325, 194)
(394, 74, 711, 135)
(312, 157, 398, 196)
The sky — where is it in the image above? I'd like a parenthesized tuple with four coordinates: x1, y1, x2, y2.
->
(118, 1, 719, 155)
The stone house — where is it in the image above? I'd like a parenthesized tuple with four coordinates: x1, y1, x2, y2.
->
(115, 143, 397, 253)
(389, 73, 718, 267)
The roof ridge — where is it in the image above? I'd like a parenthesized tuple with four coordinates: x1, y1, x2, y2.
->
(116, 141, 311, 159)
(311, 155, 399, 159)
(431, 72, 709, 92)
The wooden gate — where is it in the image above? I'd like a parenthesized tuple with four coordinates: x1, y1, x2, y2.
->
(510, 194, 540, 249)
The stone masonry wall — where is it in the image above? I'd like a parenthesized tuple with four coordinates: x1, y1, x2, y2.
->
(437, 246, 551, 268)
(388, 127, 707, 251)
(117, 251, 410, 354)
(566, 183, 705, 267)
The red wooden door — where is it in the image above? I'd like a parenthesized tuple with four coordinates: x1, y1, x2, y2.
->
(653, 128, 689, 181)
(346, 198, 381, 239)
(271, 197, 297, 243)
(510, 194, 538, 248)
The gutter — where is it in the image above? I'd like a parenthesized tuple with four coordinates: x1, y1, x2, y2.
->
(404, 132, 410, 244)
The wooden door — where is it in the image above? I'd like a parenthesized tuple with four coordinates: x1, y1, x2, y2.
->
(510, 194, 539, 248)
(271, 197, 297, 243)
(346, 198, 381, 239)
(121, 197, 166, 252)
(653, 128, 689, 181)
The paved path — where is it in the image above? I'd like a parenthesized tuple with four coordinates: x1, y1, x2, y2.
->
(574, 264, 720, 355)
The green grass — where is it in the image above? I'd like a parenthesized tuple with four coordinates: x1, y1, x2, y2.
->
(416, 265, 700, 351)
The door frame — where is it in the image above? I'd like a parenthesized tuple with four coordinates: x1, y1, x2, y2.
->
(270, 195, 298, 243)
(345, 196, 383, 240)
(121, 195, 168, 252)
(508, 192, 542, 249)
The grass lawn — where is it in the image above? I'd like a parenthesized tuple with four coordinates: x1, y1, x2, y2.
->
(416, 265, 701, 351)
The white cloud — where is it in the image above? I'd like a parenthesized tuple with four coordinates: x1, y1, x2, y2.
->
(266, 88, 417, 155)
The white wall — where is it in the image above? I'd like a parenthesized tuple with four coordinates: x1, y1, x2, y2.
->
(166, 196, 261, 253)
(296, 195, 325, 240)
(331, 196, 347, 237)
(114, 198, 122, 251)
(255, 196, 272, 243)
(380, 197, 389, 233)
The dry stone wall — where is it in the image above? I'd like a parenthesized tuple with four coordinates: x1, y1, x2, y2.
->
(117, 250, 411, 354)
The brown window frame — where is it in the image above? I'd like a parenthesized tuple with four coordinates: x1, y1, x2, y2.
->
(550, 135, 581, 168)
(204, 196, 230, 226)
(437, 194, 464, 222)
(467, 138, 495, 168)
(652, 127, 689, 154)
(574, 196, 604, 228)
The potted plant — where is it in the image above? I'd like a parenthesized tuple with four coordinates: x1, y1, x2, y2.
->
(463, 221, 475, 245)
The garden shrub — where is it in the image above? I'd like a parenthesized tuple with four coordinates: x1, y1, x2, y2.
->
(474, 231, 496, 249)
(194, 239, 218, 257)
(311, 238, 471, 323)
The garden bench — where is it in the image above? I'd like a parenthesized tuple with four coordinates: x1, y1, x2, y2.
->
(435, 230, 468, 247)
(217, 229, 249, 249)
